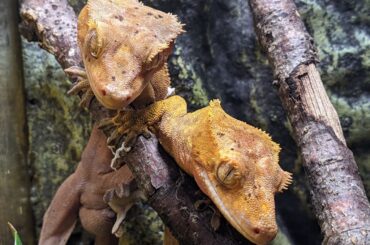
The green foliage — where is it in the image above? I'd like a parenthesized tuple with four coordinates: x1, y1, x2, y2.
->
(7, 223, 23, 245)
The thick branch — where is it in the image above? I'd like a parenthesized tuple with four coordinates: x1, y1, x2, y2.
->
(249, 0, 370, 244)
(19, 0, 246, 244)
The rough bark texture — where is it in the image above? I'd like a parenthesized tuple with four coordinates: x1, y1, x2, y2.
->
(0, 0, 36, 243)
(249, 0, 370, 244)
(19, 0, 248, 244)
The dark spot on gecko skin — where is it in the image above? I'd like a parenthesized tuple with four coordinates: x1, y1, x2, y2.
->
(134, 30, 139, 34)
(115, 15, 124, 21)
(101, 89, 107, 96)
(134, 7, 139, 9)
(51, 4, 58, 10)
(158, 14, 163, 18)
(147, 12, 153, 16)
(122, 70, 126, 74)
(112, 76, 116, 81)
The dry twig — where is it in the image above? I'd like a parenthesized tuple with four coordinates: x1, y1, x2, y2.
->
(249, 0, 370, 243)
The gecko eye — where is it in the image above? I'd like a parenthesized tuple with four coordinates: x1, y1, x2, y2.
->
(87, 29, 104, 59)
(216, 162, 243, 188)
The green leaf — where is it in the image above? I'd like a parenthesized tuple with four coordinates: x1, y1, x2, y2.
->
(7, 222, 23, 245)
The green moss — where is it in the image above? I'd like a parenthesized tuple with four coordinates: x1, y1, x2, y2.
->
(22, 39, 92, 234)
(172, 53, 209, 107)
(67, 0, 87, 12)
(330, 94, 370, 145)
(356, 153, 370, 196)
(119, 204, 164, 245)
(192, 76, 209, 107)
(249, 85, 268, 129)
(299, 0, 370, 86)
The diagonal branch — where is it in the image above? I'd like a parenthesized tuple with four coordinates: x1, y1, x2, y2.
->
(19, 0, 247, 244)
(249, 0, 370, 244)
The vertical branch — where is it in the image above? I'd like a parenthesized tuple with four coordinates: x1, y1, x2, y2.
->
(0, 0, 36, 243)
(249, 0, 370, 243)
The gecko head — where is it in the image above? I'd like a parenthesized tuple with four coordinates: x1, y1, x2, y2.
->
(191, 101, 292, 245)
(77, 0, 184, 109)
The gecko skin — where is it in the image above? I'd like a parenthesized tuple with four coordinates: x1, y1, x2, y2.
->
(39, 126, 143, 245)
(66, 0, 183, 109)
(104, 95, 292, 245)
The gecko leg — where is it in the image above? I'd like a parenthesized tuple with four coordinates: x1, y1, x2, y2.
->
(98, 108, 154, 169)
(108, 113, 152, 148)
(98, 96, 186, 170)
(65, 66, 94, 108)
(103, 183, 146, 237)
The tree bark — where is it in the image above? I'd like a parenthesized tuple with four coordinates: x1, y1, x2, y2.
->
(249, 0, 370, 244)
(0, 0, 36, 243)
(19, 0, 248, 244)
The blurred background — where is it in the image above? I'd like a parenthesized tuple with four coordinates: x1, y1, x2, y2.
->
(0, 0, 369, 244)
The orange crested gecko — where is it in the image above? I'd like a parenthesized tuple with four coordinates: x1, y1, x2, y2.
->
(65, 0, 184, 109)
(100, 95, 292, 245)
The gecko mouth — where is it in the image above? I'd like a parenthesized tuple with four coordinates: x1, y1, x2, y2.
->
(195, 169, 277, 245)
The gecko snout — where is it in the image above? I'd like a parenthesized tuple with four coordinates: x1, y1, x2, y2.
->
(250, 225, 277, 245)
(95, 85, 135, 109)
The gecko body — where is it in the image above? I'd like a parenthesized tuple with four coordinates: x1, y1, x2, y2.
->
(105, 95, 292, 245)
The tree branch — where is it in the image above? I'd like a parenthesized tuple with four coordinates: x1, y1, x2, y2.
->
(19, 0, 247, 244)
(249, 0, 370, 243)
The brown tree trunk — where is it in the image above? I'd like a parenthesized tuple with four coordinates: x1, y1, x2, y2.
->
(0, 0, 36, 243)
(249, 0, 370, 243)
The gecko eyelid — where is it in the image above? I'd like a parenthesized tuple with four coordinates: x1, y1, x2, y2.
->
(216, 162, 243, 188)
(87, 29, 104, 59)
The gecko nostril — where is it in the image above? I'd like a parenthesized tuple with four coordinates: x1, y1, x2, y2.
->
(124, 95, 131, 102)
(101, 89, 106, 96)
(253, 228, 260, 234)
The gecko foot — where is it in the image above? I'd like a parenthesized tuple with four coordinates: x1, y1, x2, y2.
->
(98, 109, 152, 152)
(103, 184, 146, 237)
(98, 109, 153, 170)
(65, 66, 94, 108)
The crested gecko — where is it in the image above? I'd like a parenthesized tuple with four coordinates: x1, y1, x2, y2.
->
(100, 95, 292, 245)
(65, 0, 183, 109)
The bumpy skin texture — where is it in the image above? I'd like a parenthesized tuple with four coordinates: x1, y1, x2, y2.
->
(76, 0, 183, 109)
(39, 127, 142, 245)
(115, 95, 292, 245)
